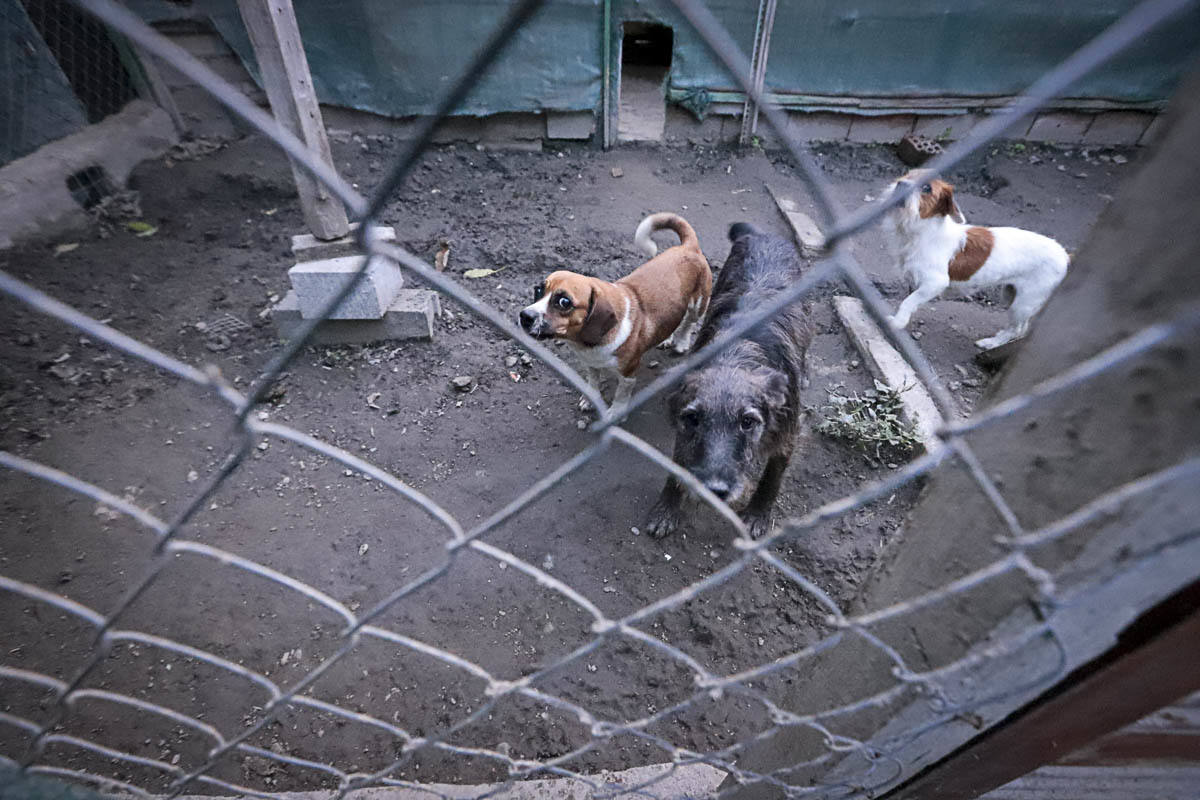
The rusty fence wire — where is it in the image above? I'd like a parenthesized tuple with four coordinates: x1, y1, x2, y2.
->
(2, 0, 1199, 798)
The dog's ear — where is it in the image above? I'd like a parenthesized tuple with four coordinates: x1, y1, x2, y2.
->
(936, 183, 966, 224)
(579, 286, 618, 346)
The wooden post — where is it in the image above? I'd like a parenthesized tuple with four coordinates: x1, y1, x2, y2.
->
(236, 0, 349, 240)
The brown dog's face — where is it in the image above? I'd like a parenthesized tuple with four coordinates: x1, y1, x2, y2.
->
(518, 271, 617, 345)
(888, 169, 966, 224)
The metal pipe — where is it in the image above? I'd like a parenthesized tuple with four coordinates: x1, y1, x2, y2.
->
(602, 0, 612, 148)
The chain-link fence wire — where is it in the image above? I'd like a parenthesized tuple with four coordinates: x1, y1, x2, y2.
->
(1, 0, 141, 206)
(1, 0, 1198, 798)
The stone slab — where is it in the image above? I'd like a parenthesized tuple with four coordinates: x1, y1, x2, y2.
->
(482, 112, 544, 141)
(273, 289, 438, 343)
(545, 111, 595, 140)
(847, 114, 916, 143)
(288, 254, 404, 320)
(833, 295, 945, 451)
(767, 185, 826, 257)
(1139, 113, 1169, 146)
(786, 111, 851, 142)
(911, 113, 987, 142)
(291, 223, 396, 262)
(1082, 111, 1153, 145)
(1026, 111, 1093, 143)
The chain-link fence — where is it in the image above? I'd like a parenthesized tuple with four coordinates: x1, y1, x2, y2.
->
(2, 0, 142, 200)
(1, 0, 1199, 798)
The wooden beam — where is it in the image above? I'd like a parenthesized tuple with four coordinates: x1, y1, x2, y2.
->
(236, 0, 349, 240)
(881, 583, 1200, 800)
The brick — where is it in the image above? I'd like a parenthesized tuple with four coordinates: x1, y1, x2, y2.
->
(1026, 112, 1093, 143)
(911, 113, 987, 142)
(786, 111, 851, 142)
(291, 224, 396, 263)
(1082, 111, 1153, 146)
(483, 112, 544, 141)
(546, 111, 595, 140)
(288, 254, 404, 320)
(273, 289, 438, 343)
(847, 114, 916, 143)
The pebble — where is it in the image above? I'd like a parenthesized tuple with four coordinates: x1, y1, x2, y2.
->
(504, 355, 519, 368)
(576, 419, 587, 430)
(630, 526, 640, 536)
(450, 375, 475, 391)
(1112, 154, 1128, 164)
(610, 167, 624, 178)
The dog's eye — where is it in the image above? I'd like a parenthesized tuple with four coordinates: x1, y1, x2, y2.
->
(555, 294, 573, 311)
(679, 409, 701, 427)
(532, 283, 545, 301)
(739, 413, 760, 431)
(920, 183, 933, 194)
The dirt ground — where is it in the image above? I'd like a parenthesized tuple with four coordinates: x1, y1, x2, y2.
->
(0, 131, 1135, 791)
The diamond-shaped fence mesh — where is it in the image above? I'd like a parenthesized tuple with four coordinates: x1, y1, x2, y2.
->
(1, 0, 1198, 798)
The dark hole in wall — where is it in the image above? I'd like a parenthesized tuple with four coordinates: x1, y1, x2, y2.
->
(21, 0, 139, 123)
(622, 21, 673, 69)
(66, 165, 116, 209)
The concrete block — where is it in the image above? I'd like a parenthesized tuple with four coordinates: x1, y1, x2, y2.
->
(483, 112, 544, 141)
(767, 185, 826, 257)
(1026, 112, 1092, 143)
(288, 255, 404, 320)
(787, 111, 851, 142)
(431, 116, 483, 144)
(291, 223, 396, 262)
(546, 111, 595, 140)
(1138, 113, 1169, 147)
(847, 114, 916, 143)
(1082, 111, 1153, 145)
(322, 107, 423, 139)
(911, 113, 986, 142)
(273, 289, 438, 343)
(833, 295, 946, 451)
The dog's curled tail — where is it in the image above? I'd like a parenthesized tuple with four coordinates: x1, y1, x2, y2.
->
(727, 222, 760, 242)
(634, 212, 700, 258)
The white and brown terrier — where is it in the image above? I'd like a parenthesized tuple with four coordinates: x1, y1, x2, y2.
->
(881, 169, 1069, 349)
(519, 212, 712, 414)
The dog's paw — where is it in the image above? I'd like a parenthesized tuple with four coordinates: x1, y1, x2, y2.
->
(670, 339, 692, 355)
(658, 337, 677, 351)
(578, 395, 595, 413)
(742, 511, 775, 539)
(644, 506, 681, 539)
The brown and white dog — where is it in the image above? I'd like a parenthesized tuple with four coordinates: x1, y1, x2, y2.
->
(519, 212, 712, 414)
(881, 169, 1069, 349)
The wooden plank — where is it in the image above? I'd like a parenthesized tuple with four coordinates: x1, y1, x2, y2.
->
(236, 0, 349, 240)
(832, 295, 945, 452)
(883, 587, 1200, 800)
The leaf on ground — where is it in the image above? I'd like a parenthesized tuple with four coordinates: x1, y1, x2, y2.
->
(366, 391, 381, 410)
(435, 242, 450, 272)
(126, 221, 158, 237)
(53, 243, 79, 256)
(463, 267, 503, 279)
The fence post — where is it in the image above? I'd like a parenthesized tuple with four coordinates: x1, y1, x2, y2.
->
(236, 0, 349, 240)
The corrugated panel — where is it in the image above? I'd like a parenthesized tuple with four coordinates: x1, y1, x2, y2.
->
(981, 765, 1200, 800)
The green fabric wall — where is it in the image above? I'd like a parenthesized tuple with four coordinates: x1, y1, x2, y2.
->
(127, 0, 1200, 118)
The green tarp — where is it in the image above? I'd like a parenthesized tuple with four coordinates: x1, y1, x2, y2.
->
(127, 0, 1200, 119)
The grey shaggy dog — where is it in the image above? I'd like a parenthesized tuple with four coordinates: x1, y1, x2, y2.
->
(645, 222, 813, 539)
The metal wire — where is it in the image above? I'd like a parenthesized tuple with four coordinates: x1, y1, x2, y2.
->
(1, 1, 1197, 799)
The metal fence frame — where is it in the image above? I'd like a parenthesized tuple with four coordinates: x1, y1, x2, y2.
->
(2, 0, 1199, 798)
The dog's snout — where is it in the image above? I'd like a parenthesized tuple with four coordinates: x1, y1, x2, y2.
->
(519, 308, 537, 331)
(704, 479, 732, 501)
